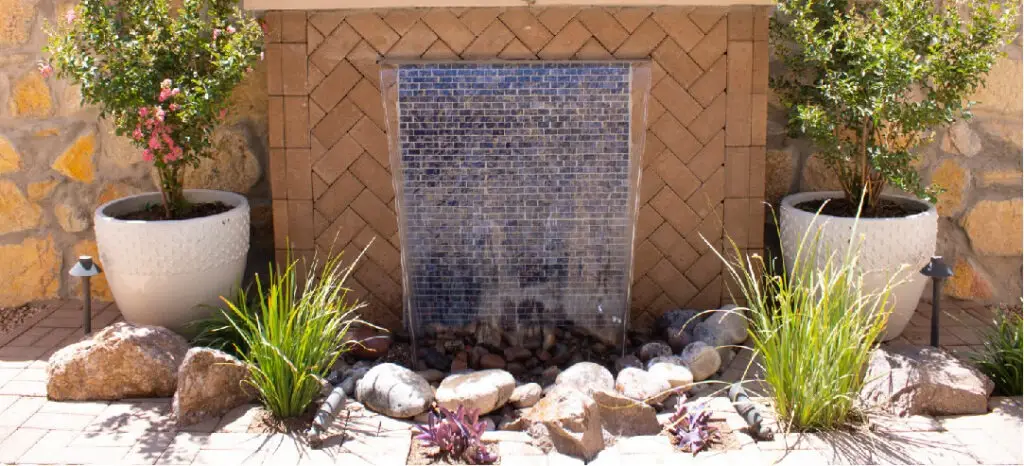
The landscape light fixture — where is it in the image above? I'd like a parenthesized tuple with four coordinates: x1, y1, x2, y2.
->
(69, 255, 102, 334)
(919, 256, 953, 347)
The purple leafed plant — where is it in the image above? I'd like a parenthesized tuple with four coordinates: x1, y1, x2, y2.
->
(415, 406, 497, 465)
(665, 395, 720, 455)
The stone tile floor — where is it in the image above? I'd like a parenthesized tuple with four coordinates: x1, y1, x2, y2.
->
(0, 298, 1020, 465)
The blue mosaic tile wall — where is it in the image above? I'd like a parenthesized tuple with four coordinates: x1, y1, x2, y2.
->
(396, 63, 633, 330)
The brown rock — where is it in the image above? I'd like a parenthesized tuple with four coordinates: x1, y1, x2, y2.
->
(480, 353, 506, 369)
(944, 258, 994, 301)
(47, 323, 189, 400)
(451, 351, 469, 372)
(766, 147, 797, 205)
(504, 346, 532, 362)
(614, 354, 642, 373)
(524, 388, 604, 460)
(172, 347, 253, 426)
(591, 389, 661, 436)
(343, 326, 392, 359)
(510, 383, 543, 409)
(506, 362, 526, 376)
(180, 128, 261, 193)
(861, 345, 993, 416)
(0, 180, 42, 235)
(800, 155, 843, 192)
(931, 159, 969, 216)
(961, 199, 1022, 256)
(638, 341, 672, 362)
(0, 235, 60, 306)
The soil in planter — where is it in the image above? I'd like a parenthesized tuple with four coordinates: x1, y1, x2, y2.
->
(795, 198, 927, 218)
(113, 201, 232, 221)
(407, 436, 500, 465)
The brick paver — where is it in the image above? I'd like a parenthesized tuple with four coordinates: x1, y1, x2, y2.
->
(0, 298, 1019, 465)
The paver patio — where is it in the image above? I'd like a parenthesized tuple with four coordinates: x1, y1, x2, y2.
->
(0, 298, 1020, 465)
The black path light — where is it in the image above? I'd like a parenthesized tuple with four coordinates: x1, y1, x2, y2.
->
(69, 255, 102, 334)
(919, 256, 954, 347)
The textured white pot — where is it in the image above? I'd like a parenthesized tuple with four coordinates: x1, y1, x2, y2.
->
(779, 191, 937, 341)
(94, 189, 250, 334)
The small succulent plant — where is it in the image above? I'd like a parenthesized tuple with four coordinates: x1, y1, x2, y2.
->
(665, 395, 720, 455)
(415, 406, 498, 465)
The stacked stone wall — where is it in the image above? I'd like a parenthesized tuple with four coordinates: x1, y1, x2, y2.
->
(0, 0, 273, 306)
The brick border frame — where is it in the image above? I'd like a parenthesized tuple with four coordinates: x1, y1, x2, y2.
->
(265, 6, 769, 329)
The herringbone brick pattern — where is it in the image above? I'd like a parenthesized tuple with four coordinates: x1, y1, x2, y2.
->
(265, 6, 769, 329)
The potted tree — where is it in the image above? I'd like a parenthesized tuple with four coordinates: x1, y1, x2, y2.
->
(772, 0, 1017, 339)
(44, 0, 263, 333)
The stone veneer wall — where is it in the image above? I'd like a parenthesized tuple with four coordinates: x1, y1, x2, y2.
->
(0, 0, 273, 306)
(264, 6, 771, 329)
(764, 16, 1024, 305)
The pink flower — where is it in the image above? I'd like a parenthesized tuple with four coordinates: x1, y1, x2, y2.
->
(155, 107, 166, 121)
(212, 28, 221, 40)
(142, 149, 153, 162)
(138, 107, 149, 117)
(169, 103, 180, 111)
(218, 109, 227, 120)
(148, 135, 161, 150)
(37, 62, 54, 78)
(132, 127, 143, 140)
(160, 79, 172, 89)
(158, 88, 172, 102)
(171, 88, 180, 96)
(65, 8, 76, 24)
(226, 25, 236, 34)
(167, 146, 183, 161)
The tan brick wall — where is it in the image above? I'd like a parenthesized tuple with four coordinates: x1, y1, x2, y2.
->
(265, 6, 770, 329)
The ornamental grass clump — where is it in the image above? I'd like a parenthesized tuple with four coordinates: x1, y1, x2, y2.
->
(712, 205, 895, 431)
(971, 305, 1023, 396)
(44, 0, 263, 219)
(221, 249, 368, 419)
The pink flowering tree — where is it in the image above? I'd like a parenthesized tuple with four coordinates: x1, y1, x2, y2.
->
(44, 0, 263, 219)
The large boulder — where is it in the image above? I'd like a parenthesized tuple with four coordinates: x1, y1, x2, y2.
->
(436, 369, 516, 415)
(172, 347, 253, 426)
(524, 388, 604, 460)
(680, 342, 721, 382)
(591, 389, 661, 436)
(47, 323, 188, 400)
(555, 362, 613, 397)
(860, 345, 994, 416)
(615, 367, 671, 404)
(355, 363, 433, 418)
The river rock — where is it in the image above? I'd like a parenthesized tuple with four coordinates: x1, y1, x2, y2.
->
(343, 326, 392, 359)
(555, 362, 614, 397)
(524, 388, 604, 460)
(648, 362, 694, 390)
(436, 369, 516, 414)
(47, 323, 188, 401)
(680, 342, 721, 382)
(666, 326, 692, 353)
(510, 383, 543, 408)
(591, 389, 661, 436)
(480, 353, 506, 370)
(703, 306, 748, 345)
(656, 308, 703, 333)
(638, 341, 673, 362)
(172, 347, 253, 426)
(860, 345, 994, 416)
(615, 367, 671, 404)
(646, 355, 686, 370)
(355, 363, 433, 418)
(416, 369, 446, 384)
(614, 354, 643, 373)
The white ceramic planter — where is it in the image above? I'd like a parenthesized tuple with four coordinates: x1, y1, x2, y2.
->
(779, 191, 937, 341)
(94, 189, 250, 334)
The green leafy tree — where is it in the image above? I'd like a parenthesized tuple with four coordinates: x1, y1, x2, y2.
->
(771, 0, 1017, 214)
(44, 0, 263, 219)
